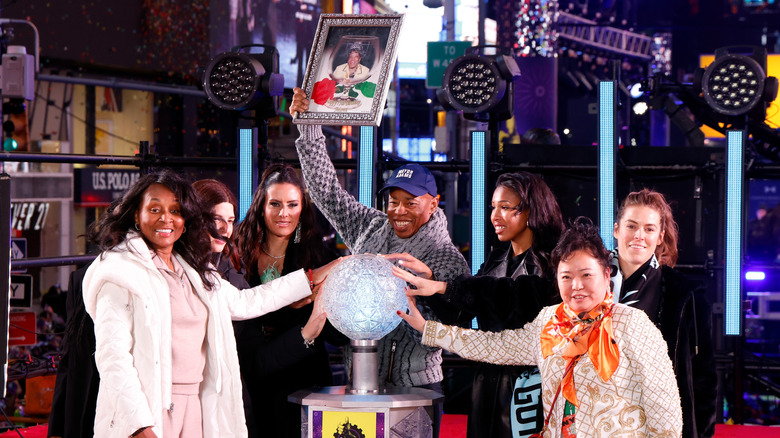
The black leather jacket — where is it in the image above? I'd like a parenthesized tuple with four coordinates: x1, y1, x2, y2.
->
(440, 245, 558, 438)
(658, 266, 718, 438)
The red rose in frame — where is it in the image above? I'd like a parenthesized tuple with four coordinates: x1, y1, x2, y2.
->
(311, 78, 336, 105)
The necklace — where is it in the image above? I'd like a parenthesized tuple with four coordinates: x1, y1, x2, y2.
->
(261, 243, 285, 260)
(260, 261, 281, 284)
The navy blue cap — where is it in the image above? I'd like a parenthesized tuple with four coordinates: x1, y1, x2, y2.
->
(380, 164, 438, 197)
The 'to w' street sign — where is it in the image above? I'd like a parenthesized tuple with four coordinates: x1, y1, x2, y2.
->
(10, 275, 33, 308)
(426, 41, 472, 89)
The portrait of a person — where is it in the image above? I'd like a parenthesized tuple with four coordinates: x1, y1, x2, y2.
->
(331, 44, 371, 85)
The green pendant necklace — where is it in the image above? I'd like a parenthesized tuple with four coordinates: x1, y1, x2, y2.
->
(260, 243, 285, 284)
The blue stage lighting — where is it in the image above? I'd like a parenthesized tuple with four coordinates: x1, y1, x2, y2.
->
(598, 81, 617, 251)
(358, 126, 376, 207)
(238, 128, 255, 222)
(471, 131, 487, 275)
(745, 271, 766, 281)
(725, 130, 745, 336)
(470, 130, 488, 330)
(629, 82, 644, 99)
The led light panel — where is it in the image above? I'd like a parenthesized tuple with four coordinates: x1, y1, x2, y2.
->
(598, 81, 617, 250)
(725, 130, 745, 335)
(238, 128, 254, 222)
(359, 126, 375, 207)
(471, 131, 487, 275)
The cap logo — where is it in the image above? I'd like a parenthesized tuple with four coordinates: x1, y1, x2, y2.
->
(396, 169, 414, 179)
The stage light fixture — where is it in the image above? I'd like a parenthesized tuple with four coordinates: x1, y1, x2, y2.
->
(436, 50, 521, 121)
(202, 46, 284, 114)
(629, 82, 644, 99)
(745, 271, 765, 281)
(632, 101, 648, 115)
(700, 46, 778, 117)
(574, 70, 594, 92)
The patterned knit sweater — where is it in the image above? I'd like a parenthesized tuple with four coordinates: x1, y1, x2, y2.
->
(422, 304, 683, 437)
(296, 124, 470, 386)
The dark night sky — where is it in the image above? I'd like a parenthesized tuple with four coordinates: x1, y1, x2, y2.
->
(1, 0, 778, 81)
(2, 0, 210, 77)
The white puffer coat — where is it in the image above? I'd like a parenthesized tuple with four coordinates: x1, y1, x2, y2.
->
(83, 234, 311, 438)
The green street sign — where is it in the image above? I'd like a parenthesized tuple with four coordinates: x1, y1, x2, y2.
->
(426, 41, 472, 89)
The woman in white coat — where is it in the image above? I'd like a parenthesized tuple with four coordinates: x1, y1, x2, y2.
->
(83, 170, 328, 438)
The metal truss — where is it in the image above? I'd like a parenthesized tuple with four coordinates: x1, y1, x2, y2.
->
(557, 11, 653, 60)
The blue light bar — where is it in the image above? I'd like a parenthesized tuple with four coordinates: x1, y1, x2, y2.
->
(471, 131, 487, 275)
(725, 130, 744, 336)
(745, 271, 766, 281)
(358, 126, 375, 207)
(598, 81, 617, 250)
(238, 128, 254, 222)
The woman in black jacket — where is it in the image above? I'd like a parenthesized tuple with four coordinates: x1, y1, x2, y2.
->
(194, 177, 331, 437)
(48, 197, 124, 438)
(390, 172, 564, 438)
(611, 188, 717, 438)
(232, 165, 340, 437)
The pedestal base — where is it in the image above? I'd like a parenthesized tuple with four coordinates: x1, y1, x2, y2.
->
(289, 385, 444, 438)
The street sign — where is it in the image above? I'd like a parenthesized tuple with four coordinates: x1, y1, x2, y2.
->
(10, 275, 33, 308)
(426, 41, 472, 89)
(73, 168, 140, 207)
(9, 311, 36, 346)
(11, 237, 26, 274)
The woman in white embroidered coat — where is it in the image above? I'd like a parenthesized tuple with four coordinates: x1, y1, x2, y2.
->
(83, 170, 328, 438)
(398, 218, 682, 438)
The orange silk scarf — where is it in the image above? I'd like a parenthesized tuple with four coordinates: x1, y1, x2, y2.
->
(540, 294, 619, 407)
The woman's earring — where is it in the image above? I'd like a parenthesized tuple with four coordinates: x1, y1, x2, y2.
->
(182, 226, 187, 234)
(134, 223, 140, 231)
(294, 223, 301, 244)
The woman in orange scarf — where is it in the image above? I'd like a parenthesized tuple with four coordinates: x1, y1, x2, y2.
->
(398, 218, 682, 437)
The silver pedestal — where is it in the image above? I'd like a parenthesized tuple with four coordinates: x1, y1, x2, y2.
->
(289, 385, 443, 438)
(350, 339, 379, 393)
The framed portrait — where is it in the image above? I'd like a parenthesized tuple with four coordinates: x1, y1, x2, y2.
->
(295, 14, 404, 127)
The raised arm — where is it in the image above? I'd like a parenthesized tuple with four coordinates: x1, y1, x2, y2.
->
(292, 88, 383, 248)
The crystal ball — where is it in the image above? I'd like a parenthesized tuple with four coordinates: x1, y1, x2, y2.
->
(320, 254, 409, 340)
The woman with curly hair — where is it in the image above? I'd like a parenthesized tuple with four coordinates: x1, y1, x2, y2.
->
(233, 164, 340, 436)
(83, 169, 322, 438)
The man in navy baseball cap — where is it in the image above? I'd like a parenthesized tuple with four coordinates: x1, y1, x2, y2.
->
(379, 163, 439, 239)
(381, 163, 438, 197)
(292, 89, 470, 438)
